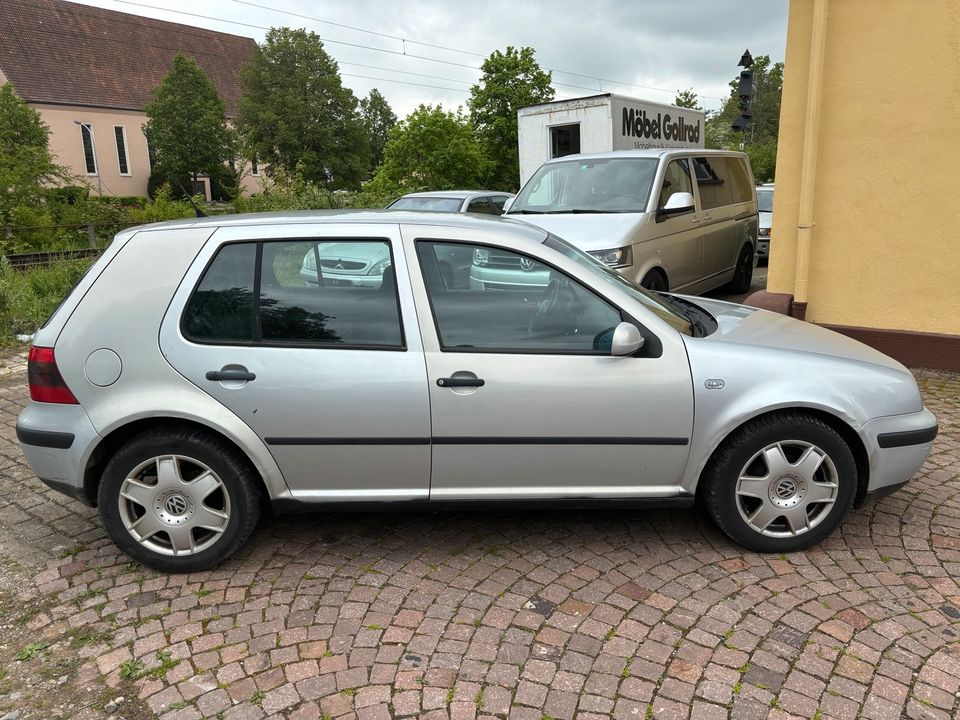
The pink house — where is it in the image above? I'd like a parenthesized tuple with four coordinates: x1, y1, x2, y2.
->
(0, 0, 260, 199)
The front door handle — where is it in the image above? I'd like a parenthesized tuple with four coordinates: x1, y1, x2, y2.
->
(437, 376, 485, 388)
(206, 367, 256, 382)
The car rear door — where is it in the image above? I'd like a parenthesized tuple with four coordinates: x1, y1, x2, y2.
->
(160, 222, 431, 502)
(402, 224, 694, 500)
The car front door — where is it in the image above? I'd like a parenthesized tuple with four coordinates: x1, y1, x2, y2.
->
(653, 158, 703, 292)
(402, 227, 694, 499)
(161, 223, 431, 502)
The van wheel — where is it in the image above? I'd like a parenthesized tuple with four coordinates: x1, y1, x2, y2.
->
(700, 413, 856, 553)
(641, 270, 668, 292)
(98, 427, 261, 572)
(728, 245, 754, 293)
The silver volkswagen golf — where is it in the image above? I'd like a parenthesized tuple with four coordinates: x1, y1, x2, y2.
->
(16, 212, 937, 572)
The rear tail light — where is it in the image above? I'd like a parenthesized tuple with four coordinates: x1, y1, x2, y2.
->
(28, 346, 78, 404)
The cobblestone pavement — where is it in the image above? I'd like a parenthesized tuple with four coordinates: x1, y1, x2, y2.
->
(0, 358, 958, 720)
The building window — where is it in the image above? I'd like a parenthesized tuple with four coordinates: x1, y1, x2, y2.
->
(250, 156, 259, 176)
(79, 123, 97, 175)
(114, 126, 130, 176)
(550, 124, 581, 159)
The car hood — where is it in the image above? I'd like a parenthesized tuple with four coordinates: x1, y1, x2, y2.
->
(508, 212, 647, 252)
(682, 295, 909, 373)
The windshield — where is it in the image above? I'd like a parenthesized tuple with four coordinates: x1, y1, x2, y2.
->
(389, 196, 463, 212)
(543, 234, 692, 335)
(757, 188, 774, 213)
(509, 158, 658, 214)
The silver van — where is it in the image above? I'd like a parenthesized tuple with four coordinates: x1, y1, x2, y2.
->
(504, 149, 758, 294)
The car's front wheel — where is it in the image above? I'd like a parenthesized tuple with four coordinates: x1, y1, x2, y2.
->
(701, 413, 857, 553)
(98, 427, 261, 572)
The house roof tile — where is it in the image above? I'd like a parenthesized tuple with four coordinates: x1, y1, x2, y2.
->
(0, 0, 255, 116)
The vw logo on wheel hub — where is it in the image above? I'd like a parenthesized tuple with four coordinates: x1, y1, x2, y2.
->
(164, 494, 188, 516)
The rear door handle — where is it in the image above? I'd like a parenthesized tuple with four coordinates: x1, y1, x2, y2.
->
(437, 377, 485, 388)
(206, 367, 256, 382)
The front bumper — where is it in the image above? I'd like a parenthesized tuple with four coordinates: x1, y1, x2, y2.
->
(16, 401, 100, 505)
(861, 407, 938, 495)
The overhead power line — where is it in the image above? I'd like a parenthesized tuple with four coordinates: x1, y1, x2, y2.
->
(106, 0, 726, 105)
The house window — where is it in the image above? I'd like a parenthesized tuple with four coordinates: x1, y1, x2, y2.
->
(251, 157, 259, 176)
(79, 124, 97, 175)
(114, 126, 130, 175)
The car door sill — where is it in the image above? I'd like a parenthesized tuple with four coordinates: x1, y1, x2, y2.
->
(272, 494, 695, 514)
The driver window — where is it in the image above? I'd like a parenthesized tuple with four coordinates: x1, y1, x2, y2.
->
(416, 241, 621, 353)
(658, 159, 694, 209)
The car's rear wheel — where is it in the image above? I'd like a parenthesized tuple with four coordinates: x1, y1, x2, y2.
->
(728, 244, 754, 293)
(701, 413, 856, 553)
(98, 427, 261, 572)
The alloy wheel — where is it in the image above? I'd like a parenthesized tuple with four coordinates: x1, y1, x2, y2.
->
(734, 440, 838, 537)
(117, 454, 231, 556)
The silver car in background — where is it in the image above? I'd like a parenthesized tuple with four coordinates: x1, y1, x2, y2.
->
(16, 211, 937, 572)
(387, 190, 514, 215)
(757, 183, 774, 261)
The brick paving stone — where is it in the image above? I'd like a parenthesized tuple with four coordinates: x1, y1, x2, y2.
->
(0, 366, 957, 719)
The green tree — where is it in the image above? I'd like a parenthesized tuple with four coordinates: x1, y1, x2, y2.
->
(369, 105, 488, 194)
(359, 89, 397, 175)
(469, 46, 554, 191)
(237, 27, 369, 189)
(143, 53, 233, 192)
(673, 88, 702, 110)
(0, 83, 68, 224)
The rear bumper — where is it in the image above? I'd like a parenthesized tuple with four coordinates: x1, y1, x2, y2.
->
(16, 401, 100, 505)
(861, 407, 937, 495)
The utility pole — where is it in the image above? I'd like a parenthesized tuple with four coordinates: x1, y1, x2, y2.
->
(731, 49, 754, 150)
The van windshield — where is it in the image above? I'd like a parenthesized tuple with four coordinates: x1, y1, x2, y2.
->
(543, 234, 692, 335)
(509, 158, 658, 214)
(757, 188, 774, 213)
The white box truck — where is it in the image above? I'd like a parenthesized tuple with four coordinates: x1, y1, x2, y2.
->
(517, 93, 706, 184)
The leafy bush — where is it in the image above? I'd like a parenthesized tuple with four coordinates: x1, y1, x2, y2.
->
(0, 256, 94, 344)
(234, 169, 393, 213)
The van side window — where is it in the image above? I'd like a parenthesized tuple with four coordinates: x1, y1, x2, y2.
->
(694, 157, 733, 210)
(658, 159, 694, 209)
(726, 158, 754, 204)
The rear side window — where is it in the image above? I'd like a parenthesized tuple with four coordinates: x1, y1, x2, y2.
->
(725, 158, 754, 204)
(183, 240, 403, 348)
(183, 243, 256, 342)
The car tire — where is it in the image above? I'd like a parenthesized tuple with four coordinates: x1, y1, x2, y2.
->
(701, 412, 857, 553)
(98, 426, 261, 573)
(728, 244, 754, 293)
(641, 270, 668, 292)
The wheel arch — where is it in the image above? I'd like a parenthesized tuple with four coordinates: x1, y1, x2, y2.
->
(695, 406, 871, 507)
(83, 417, 273, 508)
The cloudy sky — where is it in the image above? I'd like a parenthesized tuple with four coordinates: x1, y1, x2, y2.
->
(72, 0, 788, 116)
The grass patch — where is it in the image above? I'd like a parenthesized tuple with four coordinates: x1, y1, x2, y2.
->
(0, 258, 94, 345)
(250, 689, 265, 705)
(119, 659, 144, 679)
(15, 642, 49, 660)
(147, 650, 180, 680)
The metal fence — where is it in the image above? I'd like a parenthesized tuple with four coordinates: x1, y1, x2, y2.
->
(1, 222, 120, 269)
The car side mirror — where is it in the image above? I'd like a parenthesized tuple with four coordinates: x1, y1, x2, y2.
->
(500, 197, 514, 214)
(661, 191, 695, 214)
(611, 322, 645, 356)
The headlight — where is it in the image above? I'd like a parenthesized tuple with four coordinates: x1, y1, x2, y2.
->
(589, 247, 632, 268)
(473, 248, 490, 266)
(758, 227, 770, 238)
(368, 258, 392, 276)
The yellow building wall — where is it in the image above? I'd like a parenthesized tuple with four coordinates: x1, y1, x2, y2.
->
(769, 0, 960, 336)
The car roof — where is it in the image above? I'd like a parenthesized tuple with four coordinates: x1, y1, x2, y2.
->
(394, 190, 514, 199)
(120, 209, 547, 243)
(542, 148, 747, 164)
